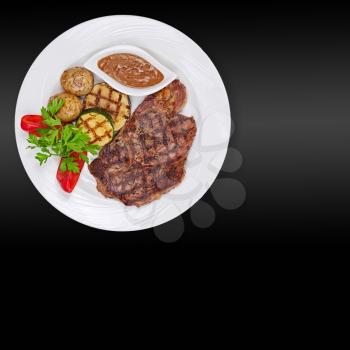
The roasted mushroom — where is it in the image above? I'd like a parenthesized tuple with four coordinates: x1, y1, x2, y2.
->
(50, 92, 82, 122)
(60, 67, 94, 96)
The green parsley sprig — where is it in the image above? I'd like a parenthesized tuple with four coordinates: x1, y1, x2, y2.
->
(27, 98, 100, 173)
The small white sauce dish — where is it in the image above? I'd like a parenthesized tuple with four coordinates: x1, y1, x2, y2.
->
(84, 45, 177, 96)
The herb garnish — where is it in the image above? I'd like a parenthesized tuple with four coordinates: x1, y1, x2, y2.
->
(27, 98, 100, 172)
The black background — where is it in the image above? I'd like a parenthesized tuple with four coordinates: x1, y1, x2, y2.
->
(1, 3, 350, 245)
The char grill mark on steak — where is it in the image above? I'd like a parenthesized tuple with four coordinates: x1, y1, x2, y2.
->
(89, 80, 196, 206)
(100, 159, 186, 207)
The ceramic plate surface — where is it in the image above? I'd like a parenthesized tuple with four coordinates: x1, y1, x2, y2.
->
(15, 15, 231, 231)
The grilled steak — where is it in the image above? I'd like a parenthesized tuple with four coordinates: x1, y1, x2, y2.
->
(89, 80, 197, 206)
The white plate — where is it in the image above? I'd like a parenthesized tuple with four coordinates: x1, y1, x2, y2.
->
(84, 44, 177, 96)
(15, 15, 231, 231)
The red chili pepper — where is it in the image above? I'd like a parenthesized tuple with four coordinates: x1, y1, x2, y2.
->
(20, 115, 47, 136)
(56, 152, 87, 193)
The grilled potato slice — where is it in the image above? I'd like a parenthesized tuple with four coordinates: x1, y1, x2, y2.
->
(76, 109, 114, 147)
(83, 83, 130, 132)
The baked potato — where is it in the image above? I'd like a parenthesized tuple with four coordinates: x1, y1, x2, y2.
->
(50, 92, 82, 122)
(60, 67, 94, 96)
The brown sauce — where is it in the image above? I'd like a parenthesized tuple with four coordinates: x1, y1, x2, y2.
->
(98, 53, 164, 88)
